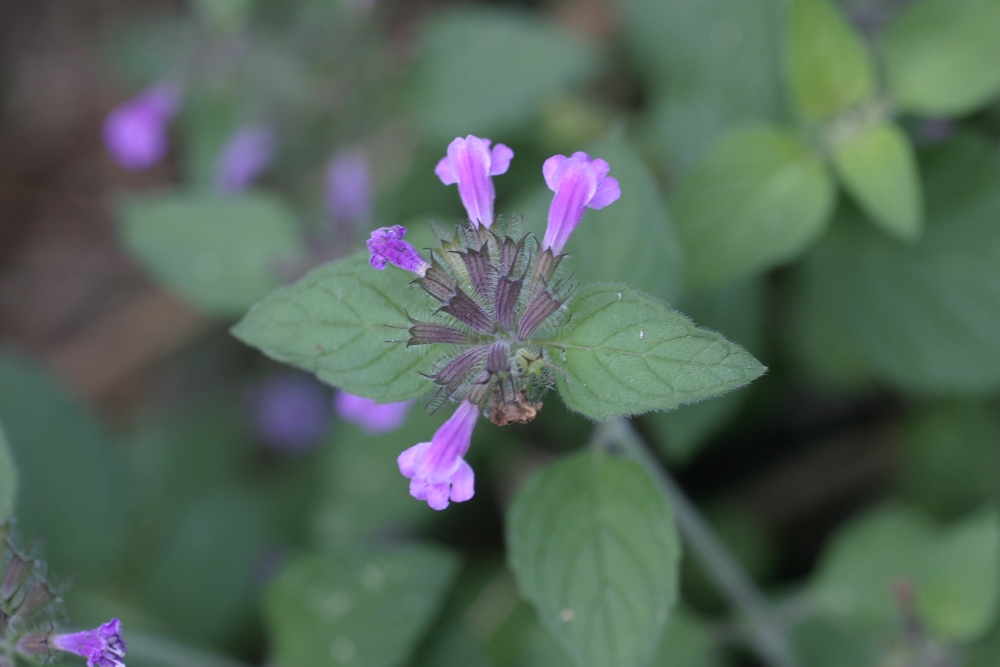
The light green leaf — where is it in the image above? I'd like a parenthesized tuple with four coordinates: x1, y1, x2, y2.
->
(120, 191, 305, 315)
(519, 135, 684, 302)
(0, 351, 125, 579)
(832, 120, 922, 241)
(919, 507, 1000, 642)
(674, 126, 835, 289)
(624, 0, 784, 172)
(812, 504, 1000, 642)
(232, 253, 437, 403)
(265, 546, 460, 667)
(0, 419, 15, 522)
(507, 451, 681, 667)
(790, 613, 877, 667)
(786, 0, 876, 119)
(411, 8, 599, 140)
(549, 285, 765, 421)
(795, 134, 1000, 393)
(882, 0, 1000, 115)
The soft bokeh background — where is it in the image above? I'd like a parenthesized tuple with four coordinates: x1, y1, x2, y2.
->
(2, 0, 1000, 666)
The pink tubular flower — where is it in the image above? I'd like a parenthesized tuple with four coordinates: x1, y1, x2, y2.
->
(541, 152, 621, 254)
(325, 150, 373, 227)
(398, 400, 479, 510)
(214, 124, 276, 193)
(50, 618, 126, 667)
(334, 392, 412, 434)
(434, 135, 513, 228)
(103, 83, 180, 171)
(367, 225, 430, 275)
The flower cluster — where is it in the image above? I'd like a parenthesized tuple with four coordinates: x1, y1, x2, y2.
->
(1, 525, 126, 667)
(366, 135, 620, 509)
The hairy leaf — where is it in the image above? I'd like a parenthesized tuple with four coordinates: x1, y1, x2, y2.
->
(508, 451, 680, 667)
(233, 253, 437, 403)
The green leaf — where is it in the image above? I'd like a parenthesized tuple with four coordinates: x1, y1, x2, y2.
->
(832, 120, 923, 241)
(812, 504, 1000, 642)
(795, 134, 1000, 393)
(786, 0, 876, 119)
(141, 487, 270, 645)
(120, 191, 305, 315)
(411, 8, 599, 140)
(0, 351, 125, 580)
(673, 126, 835, 289)
(651, 608, 722, 667)
(882, 0, 1000, 115)
(0, 419, 16, 522)
(647, 278, 766, 462)
(232, 252, 437, 403)
(265, 546, 460, 667)
(518, 135, 684, 302)
(549, 285, 765, 420)
(507, 450, 681, 667)
(623, 0, 784, 172)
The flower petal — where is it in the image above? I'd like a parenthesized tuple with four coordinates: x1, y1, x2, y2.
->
(542, 155, 566, 191)
(588, 176, 621, 210)
(449, 460, 475, 502)
(398, 441, 429, 478)
(489, 143, 514, 175)
(434, 156, 457, 185)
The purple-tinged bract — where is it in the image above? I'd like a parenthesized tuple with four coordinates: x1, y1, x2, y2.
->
(398, 400, 479, 510)
(541, 151, 621, 254)
(334, 392, 412, 434)
(367, 225, 430, 275)
(50, 618, 126, 667)
(103, 83, 180, 171)
(214, 124, 276, 193)
(435, 135, 513, 228)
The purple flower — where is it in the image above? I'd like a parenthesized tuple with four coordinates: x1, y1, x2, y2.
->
(398, 400, 479, 510)
(325, 150, 373, 227)
(50, 618, 126, 667)
(541, 152, 621, 254)
(252, 374, 330, 453)
(334, 392, 412, 434)
(103, 82, 180, 171)
(434, 135, 513, 228)
(367, 225, 430, 275)
(214, 124, 276, 193)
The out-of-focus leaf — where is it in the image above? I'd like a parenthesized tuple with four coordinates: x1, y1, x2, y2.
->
(116, 631, 254, 667)
(550, 285, 765, 421)
(141, 487, 270, 646)
(897, 400, 1000, 519)
(648, 278, 766, 462)
(624, 0, 784, 172)
(882, 0, 1000, 116)
(790, 613, 877, 667)
(232, 253, 437, 403)
(519, 135, 684, 302)
(507, 451, 680, 667)
(786, 0, 876, 119)
(0, 351, 125, 579)
(0, 420, 15, 522)
(812, 504, 1000, 642)
(651, 608, 722, 667)
(832, 120, 922, 241)
(265, 546, 459, 667)
(795, 135, 1000, 393)
(410, 8, 598, 141)
(674, 126, 835, 289)
(120, 192, 305, 315)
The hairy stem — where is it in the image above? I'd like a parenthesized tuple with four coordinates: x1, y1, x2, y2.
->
(593, 418, 800, 667)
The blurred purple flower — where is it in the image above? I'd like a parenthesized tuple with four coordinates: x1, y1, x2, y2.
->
(541, 151, 620, 254)
(919, 118, 954, 143)
(253, 374, 330, 453)
(325, 150, 373, 227)
(49, 618, 126, 667)
(214, 124, 276, 193)
(334, 392, 412, 434)
(398, 400, 478, 510)
(435, 135, 513, 228)
(103, 82, 180, 170)
(367, 225, 430, 275)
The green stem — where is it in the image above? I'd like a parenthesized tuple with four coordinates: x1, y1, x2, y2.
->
(593, 418, 800, 667)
